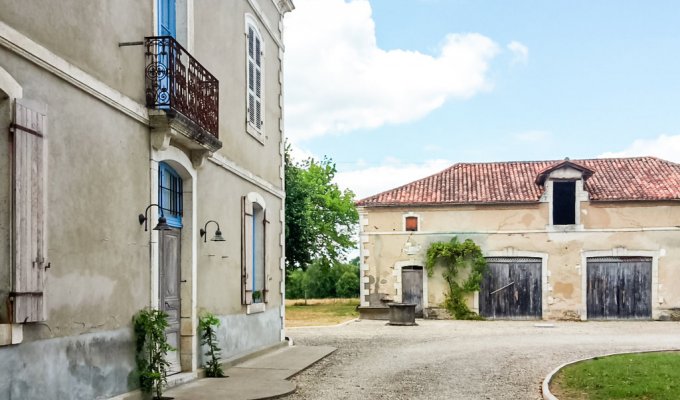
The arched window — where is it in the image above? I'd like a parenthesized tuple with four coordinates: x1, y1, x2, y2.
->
(245, 17, 264, 136)
(159, 162, 183, 228)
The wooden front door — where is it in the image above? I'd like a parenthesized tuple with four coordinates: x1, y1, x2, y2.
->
(480, 257, 542, 319)
(587, 257, 652, 320)
(401, 267, 424, 317)
(160, 228, 181, 374)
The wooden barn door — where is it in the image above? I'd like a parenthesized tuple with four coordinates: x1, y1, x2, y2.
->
(587, 257, 652, 320)
(480, 257, 542, 319)
(401, 266, 423, 317)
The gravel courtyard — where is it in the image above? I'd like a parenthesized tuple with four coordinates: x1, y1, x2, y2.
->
(284, 319, 680, 400)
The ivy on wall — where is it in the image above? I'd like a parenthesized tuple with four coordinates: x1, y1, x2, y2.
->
(425, 237, 487, 320)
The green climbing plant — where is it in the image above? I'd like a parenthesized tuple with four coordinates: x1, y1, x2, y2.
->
(198, 312, 225, 378)
(425, 237, 487, 320)
(133, 308, 175, 400)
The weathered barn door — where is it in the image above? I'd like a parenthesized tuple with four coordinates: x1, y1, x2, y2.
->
(160, 228, 182, 374)
(480, 257, 542, 319)
(402, 266, 423, 317)
(587, 257, 651, 320)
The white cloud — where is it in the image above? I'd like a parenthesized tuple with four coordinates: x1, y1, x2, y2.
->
(514, 130, 551, 142)
(284, 0, 500, 141)
(599, 134, 680, 162)
(334, 158, 451, 200)
(507, 41, 529, 65)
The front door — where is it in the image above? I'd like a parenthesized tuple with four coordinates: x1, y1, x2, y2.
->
(402, 267, 424, 317)
(160, 228, 181, 374)
(480, 257, 542, 319)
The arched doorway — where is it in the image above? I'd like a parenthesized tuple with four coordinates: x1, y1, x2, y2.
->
(158, 161, 183, 374)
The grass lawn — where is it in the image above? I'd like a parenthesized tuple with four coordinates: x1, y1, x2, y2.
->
(285, 298, 359, 327)
(550, 351, 680, 400)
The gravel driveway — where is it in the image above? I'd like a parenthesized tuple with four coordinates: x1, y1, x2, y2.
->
(284, 319, 680, 400)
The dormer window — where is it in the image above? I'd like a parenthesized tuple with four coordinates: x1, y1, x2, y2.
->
(536, 158, 594, 229)
(552, 181, 576, 225)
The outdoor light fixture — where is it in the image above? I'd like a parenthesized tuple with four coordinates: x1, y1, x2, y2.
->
(200, 220, 225, 242)
(138, 204, 172, 231)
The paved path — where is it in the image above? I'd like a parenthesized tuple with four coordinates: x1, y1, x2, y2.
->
(164, 346, 336, 400)
(284, 320, 680, 400)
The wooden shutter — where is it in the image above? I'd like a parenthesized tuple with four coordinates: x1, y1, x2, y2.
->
(246, 25, 263, 131)
(262, 209, 268, 303)
(10, 99, 48, 323)
(242, 196, 253, 305)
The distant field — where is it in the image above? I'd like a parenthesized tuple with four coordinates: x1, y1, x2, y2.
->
(285, 298, 359, 327)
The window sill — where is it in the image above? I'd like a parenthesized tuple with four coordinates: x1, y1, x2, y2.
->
(246, 123, 265, 145)
(547, 224, 584, 233)
(247, 302, 266, 314)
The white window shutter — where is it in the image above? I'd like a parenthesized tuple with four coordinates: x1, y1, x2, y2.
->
(246, 24, 264, 132)
(11, 99, 48, 323)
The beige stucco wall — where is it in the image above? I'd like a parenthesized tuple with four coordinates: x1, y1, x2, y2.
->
(0, 0, 151, 104)
(0, 45, 151, 339)
(360, 202, 680, 320)
(194, 0, 285, 186)
(196, 160, 284, 316)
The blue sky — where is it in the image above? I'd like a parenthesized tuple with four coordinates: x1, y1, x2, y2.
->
(284, 0, 680, 199)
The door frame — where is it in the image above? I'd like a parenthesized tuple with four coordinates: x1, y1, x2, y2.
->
(581, 248, 660, 321)
(394, 261, 428, 312)
(150, 146, 197, 373)
(482, 249, 548, 317)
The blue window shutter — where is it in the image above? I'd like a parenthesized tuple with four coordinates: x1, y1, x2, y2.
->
(158, 0, 176, 37)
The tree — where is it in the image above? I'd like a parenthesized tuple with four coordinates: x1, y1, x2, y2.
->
(284, 143, 358, 272)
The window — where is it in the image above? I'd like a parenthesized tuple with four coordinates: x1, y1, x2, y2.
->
(552, 181, 575, 225)
(246, 18, 264, 136)
(405, 216, 419, 232)
(159, 162, 183, 228)
(242, 193, 268, 307)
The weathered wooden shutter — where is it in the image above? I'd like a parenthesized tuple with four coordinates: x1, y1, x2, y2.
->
(262, 209, 268, 303)
(242, 196, 253, 305)
(10, 99, 48, 323)
(254, 35, 262, 130)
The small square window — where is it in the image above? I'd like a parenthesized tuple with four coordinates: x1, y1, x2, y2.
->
(405, 216, 418, 231)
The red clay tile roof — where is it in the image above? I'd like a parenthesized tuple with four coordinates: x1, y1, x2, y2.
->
(356, 157, 680, 207)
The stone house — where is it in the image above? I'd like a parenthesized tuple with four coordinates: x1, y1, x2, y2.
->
(356, 157, 680, 321)
(0, 0, 293, 398)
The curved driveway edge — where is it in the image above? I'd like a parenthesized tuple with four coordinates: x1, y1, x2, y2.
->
(542, 349, 680, 400)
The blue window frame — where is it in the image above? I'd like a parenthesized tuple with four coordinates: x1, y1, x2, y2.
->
(158, 0, 176, 37)
(159, 162, 183, 228)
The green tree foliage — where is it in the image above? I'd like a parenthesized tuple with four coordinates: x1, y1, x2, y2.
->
(286, 260, 360, 299)
(425, 237, 487, 320)
(284, 143, 359, 272)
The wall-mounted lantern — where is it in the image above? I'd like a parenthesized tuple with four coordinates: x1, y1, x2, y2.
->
(138, 204, 172, 231)
(200, 220, 225, 243)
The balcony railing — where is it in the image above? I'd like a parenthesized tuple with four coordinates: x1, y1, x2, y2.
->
(145, 36, 219, 138)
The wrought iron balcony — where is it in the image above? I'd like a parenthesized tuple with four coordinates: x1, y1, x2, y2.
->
(145, 36, 219, 138)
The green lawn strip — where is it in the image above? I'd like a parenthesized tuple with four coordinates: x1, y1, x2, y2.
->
(285, 299, 359, 326)
(287, 300, 359, 317)
(551, 351, 680, 400)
